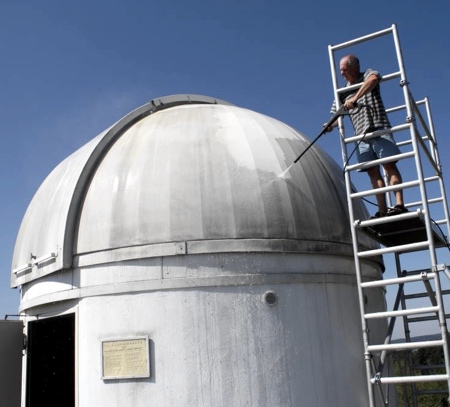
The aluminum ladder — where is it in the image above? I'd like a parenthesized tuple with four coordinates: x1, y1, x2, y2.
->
(328, 24, 450, 407)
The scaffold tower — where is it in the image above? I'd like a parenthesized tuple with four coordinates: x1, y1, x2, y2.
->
(328, 24, 450, 407)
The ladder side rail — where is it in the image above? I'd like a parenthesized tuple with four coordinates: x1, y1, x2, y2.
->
(432, 179, 450, 237)
(378, 25, 444, 405)
(328, 45, 351, 173)
(410, 125, 440, 178)
(328, 43, 377, 407)
(396, 252, 419, 407)
(415, 132, 441, 176)
(408, 96, 442, 176)
(410, 96, 437, 151)
(423, 97, 450, 236)
(390, 24, 438, 260)
(424, 97, 441, 163)
(376, 280, 406, 375)
(386, 97, 422, 215)
(369, 355, 390, 407)
(397, 54, 450, 393)
(429, 265, 450, 390)
(391, 24, 441, 266)
(385, 168, 394, 210)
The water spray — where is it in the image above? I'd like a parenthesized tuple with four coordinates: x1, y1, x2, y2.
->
(278, 104, 360, 179)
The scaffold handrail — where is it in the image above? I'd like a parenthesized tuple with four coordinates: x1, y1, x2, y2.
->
(329, 24, 395, 51)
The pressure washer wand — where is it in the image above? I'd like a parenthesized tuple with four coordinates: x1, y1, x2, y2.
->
(293, 104, 348, 164)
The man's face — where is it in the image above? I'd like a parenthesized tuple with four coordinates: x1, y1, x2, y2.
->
(340, 58, 359, 84)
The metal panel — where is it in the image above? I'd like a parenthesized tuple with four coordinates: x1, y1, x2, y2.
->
(0, 320, 23, 407)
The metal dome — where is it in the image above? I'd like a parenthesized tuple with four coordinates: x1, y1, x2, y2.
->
(11, 94, 379, 287)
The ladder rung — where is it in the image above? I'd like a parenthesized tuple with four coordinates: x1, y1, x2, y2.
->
(361, 272, 434, 288)
(406, 292, 450, 301)
(347, 150, 414, 174)
(357, 208, 421, 228)
(404, 293, 430, 300)
(413, 363, 445, 370)
(358, 241, 430, 257)
(345, 123, 411, 144)
(406, 314, 449, 323)
(365, 306, 439, 320)
(415, 389, 449, 395)
(403, 267, 435, 276)
(368, 339, 444, 352)
(405, 292, 450, 301)
(370, 374, 449, 384)
(408, 197, 444, 207)
(351, 177, 438, 200)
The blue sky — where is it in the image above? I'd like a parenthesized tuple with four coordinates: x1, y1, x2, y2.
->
(1, 0, 449, 324)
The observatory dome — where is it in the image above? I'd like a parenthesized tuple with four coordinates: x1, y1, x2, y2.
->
(11, 94, 379, 291)
(11, 95, 385, 407)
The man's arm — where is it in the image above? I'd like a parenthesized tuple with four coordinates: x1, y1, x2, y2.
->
(345, 73, 380, 109)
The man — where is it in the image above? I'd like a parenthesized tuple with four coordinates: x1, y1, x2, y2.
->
(325, 54, 407, 218)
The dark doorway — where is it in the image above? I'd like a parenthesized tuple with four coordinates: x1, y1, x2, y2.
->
(25, 313, 75, 407)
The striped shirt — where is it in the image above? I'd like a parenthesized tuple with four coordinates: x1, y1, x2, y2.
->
(331, 68, 391, 136)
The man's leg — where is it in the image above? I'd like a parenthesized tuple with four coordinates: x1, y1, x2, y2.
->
(383, 162, 404, 207)
(367, 166, 388, 214)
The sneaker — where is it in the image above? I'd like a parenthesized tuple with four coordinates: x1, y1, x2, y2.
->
(370, 211, 386, 219)
(387, 204, 408, 216)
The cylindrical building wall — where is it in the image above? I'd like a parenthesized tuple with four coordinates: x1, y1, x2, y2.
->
(74, 252, 385, 407)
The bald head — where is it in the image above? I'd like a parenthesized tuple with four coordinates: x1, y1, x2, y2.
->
(340, 55, 360, 84)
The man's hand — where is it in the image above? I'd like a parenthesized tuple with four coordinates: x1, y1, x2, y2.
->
(323, 122, 337, 133)
(344, 98, 357, 110)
